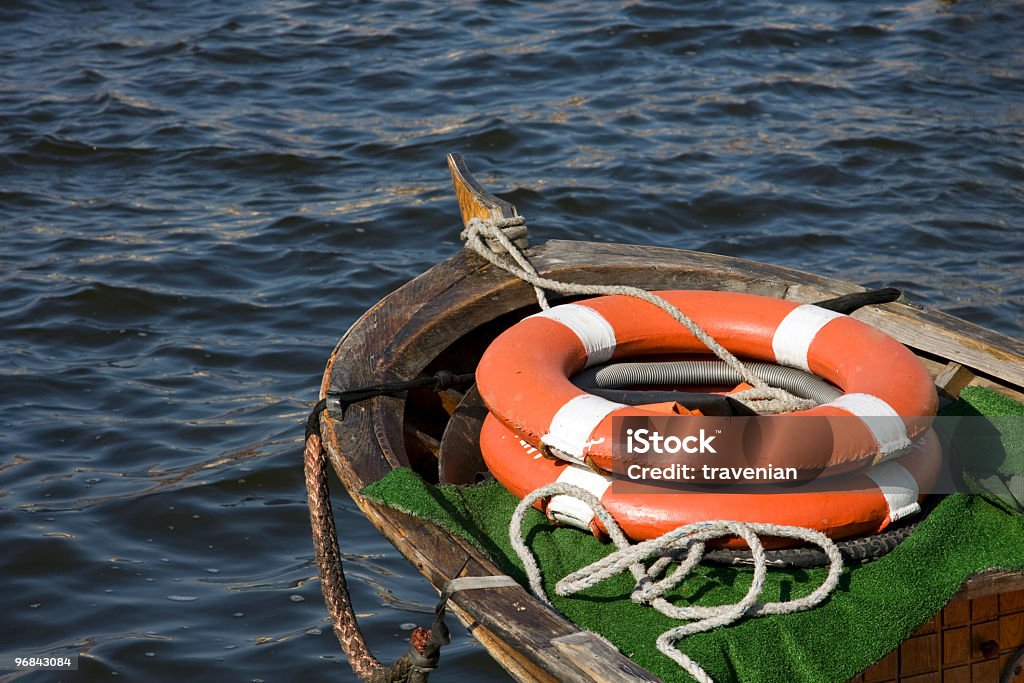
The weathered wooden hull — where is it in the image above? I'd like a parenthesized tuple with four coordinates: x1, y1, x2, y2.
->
(319, 239, 1024, 682)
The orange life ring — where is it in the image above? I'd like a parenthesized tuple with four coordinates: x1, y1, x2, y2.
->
(480, 413, 942, 547)
(476, 290, 937, 479)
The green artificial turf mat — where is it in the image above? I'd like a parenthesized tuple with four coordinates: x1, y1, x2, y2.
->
(362, 387, 1024, 682)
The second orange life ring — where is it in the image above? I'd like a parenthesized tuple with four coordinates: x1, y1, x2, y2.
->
(480, 413, 942, 547)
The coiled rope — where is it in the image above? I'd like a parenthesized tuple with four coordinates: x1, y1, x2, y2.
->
(510, 484, 843, 683)
(461, 216, 814, 415)
(463, 216, 843, 681)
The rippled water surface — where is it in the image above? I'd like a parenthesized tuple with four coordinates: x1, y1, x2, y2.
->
(2, 0, 1022, 680)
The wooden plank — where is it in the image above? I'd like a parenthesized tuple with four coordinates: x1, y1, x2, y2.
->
(900, 673, 938, 683)
(899, 633, 939, 676)
(1000, 612, 1024, 650)
(861, 650, 898, 682)
(954, 571, 1024, 602)
(971, 620, 999, 661)
(919, 356, 1024, 403)
(850, 305, 1024, 391)
(438, 386, 488, 485)
(915, 616, 939, 635)
(944, 627, 971, 666)
(945, 600, 972, 627)
(971, 659, 1000, 681)
(935, 362, 977, 400)
(973, 595, 1001, 622)
(943, 665, 970, 683)
(551, 632, 662, 682)
(468, 625, 559, 683)
(405, 425, 440, 459)
(1001, 591, 1024, 614)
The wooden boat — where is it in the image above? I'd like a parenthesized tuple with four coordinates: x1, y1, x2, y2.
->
(312, 154, 1024, 682)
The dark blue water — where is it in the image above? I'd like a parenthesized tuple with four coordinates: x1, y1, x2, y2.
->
(2, 1, 1022, 680)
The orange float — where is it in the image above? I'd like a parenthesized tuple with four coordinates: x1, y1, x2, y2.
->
(476, 290, 937, 479)
(480, 414, 942, 547)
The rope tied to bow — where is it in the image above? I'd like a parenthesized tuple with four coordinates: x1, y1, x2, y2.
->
(461, 216, 815, 415)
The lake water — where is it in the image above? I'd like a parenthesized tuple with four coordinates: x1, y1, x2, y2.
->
(2, 1, 1021, 680)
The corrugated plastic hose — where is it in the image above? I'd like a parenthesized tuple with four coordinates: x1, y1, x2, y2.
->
(574, 360, 844, 405)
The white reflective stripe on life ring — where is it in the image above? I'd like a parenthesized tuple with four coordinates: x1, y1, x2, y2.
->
(547, 465, 614, 530)
(865, 460, 921, 522)
(542, 393, 625, 460)
(771, 304, 845, 372)
(828, 393, 913, 463)
(530, 303, 616, 367)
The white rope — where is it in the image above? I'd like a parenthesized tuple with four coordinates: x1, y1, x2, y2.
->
(462, 217, 815, 414)
(510, 483, 844, 683)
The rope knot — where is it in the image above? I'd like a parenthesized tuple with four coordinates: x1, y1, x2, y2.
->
(405, 628, 441, 674)
(631, 580, 662, 605)
(461, 216, 528, 256)
(462, 215, 550, 309)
